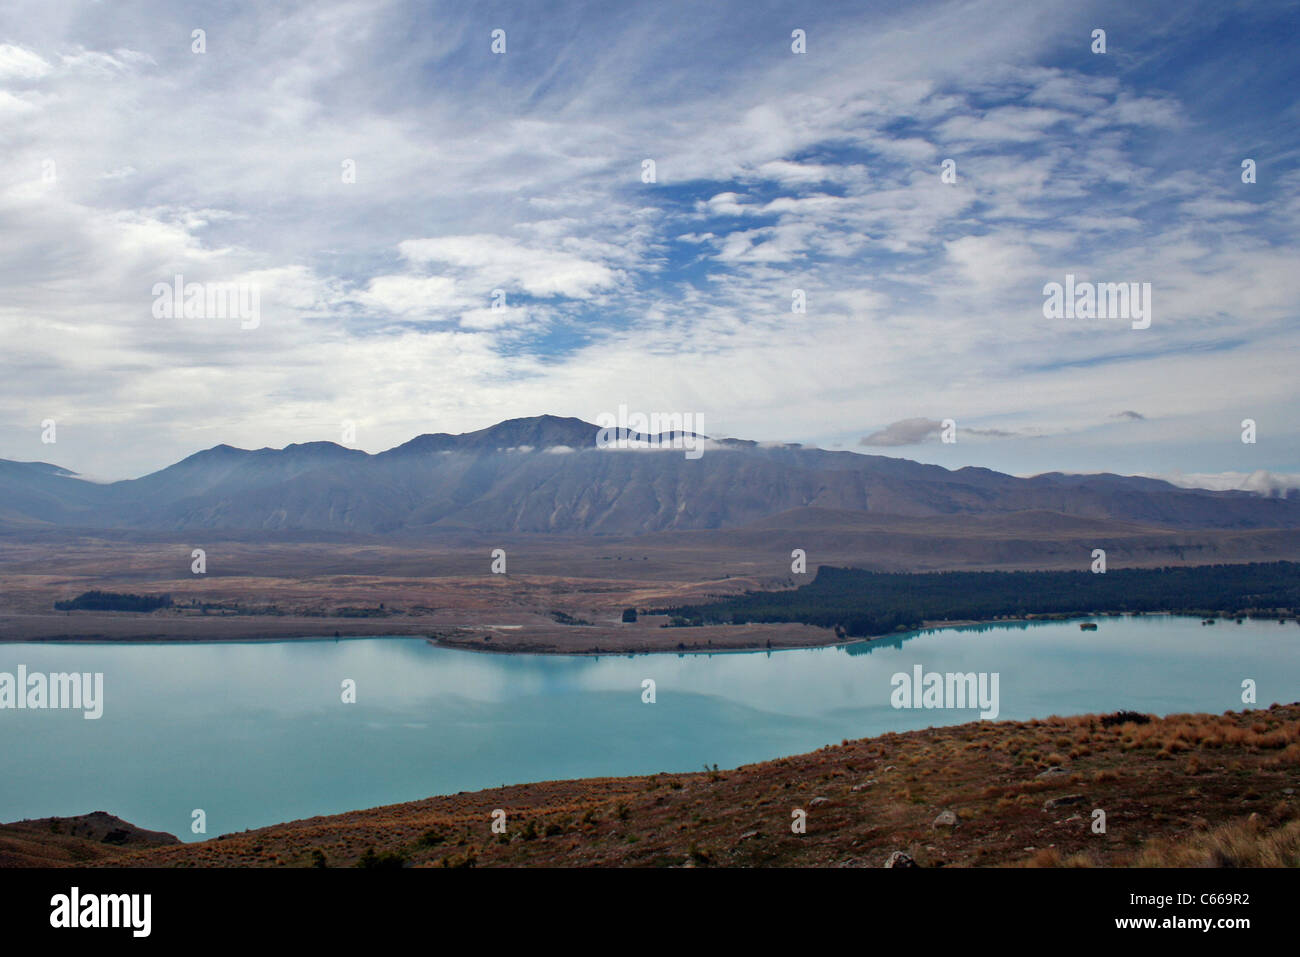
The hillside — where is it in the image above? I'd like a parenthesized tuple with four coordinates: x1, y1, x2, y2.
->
(0, 812, 180, 867)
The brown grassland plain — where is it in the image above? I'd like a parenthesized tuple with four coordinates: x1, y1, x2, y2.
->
(3, 516, 1299, 650)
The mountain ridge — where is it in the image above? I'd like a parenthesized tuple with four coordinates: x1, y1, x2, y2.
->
(1, 415, 1296, 536)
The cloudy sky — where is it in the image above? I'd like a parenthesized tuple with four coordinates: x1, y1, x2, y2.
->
(2, 0, 1297, 488)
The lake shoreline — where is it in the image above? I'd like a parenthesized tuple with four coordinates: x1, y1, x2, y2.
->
(4, 609, 1287, 655)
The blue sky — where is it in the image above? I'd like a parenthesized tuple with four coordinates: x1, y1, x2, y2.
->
(1, 0, 1297, 490)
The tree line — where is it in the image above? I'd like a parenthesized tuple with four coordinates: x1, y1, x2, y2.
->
(54, 590, 174, 612)
(661, 562, 1300, 638)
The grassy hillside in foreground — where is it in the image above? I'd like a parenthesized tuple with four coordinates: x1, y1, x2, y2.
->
(31, 702, 1298, 869)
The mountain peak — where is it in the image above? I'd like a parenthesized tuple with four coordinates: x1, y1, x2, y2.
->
(385, 414, 601, 456)
(472, 415, 600, 448)
(279, 441, 363, 458)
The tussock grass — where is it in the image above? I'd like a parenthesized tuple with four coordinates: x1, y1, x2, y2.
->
(1134, 818, 1300, 868)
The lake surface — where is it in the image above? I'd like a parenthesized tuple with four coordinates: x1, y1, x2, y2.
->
(2, 615, 1297, 840)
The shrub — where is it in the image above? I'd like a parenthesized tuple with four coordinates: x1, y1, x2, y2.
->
(356, 846, 406, 869)
(1100, 711, 1151, 728)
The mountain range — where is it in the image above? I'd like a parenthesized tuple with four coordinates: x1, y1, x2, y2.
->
(2, 415, 1297, 537)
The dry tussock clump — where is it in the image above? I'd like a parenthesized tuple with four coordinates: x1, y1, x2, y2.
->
(1119, 713, 1299, 753)
(1134, 817, 1300, 867)
(1023, 847, 1098, 868)
(1263, 743, 1300, 768)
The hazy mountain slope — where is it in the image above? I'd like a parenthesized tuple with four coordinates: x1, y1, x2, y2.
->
(0, 460, 113, 525)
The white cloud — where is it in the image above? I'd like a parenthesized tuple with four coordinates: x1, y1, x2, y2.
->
(938, 105, 1072, 142)
(398, 235, 619, 299)
(352, 275, 461, 317)
(0, 44, 50, 80)
(1145, 471, 1300, 495)
(0, 0, 1293, 487)
(860, 418, 944, 447)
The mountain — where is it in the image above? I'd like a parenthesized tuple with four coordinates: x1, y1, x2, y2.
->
(1, 415, 1297, 536)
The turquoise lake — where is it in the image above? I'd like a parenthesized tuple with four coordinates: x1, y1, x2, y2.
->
(2, 615, 1297, 840)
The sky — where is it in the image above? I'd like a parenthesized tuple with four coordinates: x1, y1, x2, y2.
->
(1, 0, 1298, 488)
